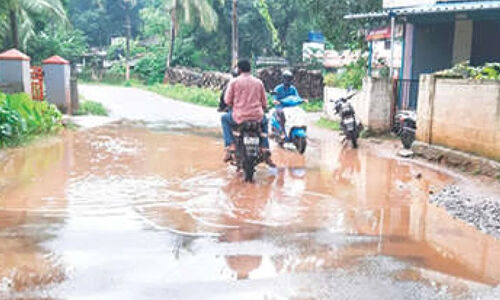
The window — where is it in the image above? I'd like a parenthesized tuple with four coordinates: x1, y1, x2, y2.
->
(384, 40, 391, 50)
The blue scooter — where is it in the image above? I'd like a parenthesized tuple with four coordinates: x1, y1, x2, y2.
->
(270, 95, 308, 154)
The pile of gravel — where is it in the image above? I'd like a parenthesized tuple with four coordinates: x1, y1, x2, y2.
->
(430, 185, 500, 239)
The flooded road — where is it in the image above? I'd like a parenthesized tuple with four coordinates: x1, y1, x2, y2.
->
(1, 87, 500, 299)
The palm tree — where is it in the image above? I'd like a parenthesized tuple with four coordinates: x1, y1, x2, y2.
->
(122, 0, 137, 81)
(0, 0, 67, 50)
(165, 0, 219, 70)
(231, 0, 238, 68)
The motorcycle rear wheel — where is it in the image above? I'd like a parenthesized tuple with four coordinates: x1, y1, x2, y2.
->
(348, 131, 358, 149)
(243, 158, 255, 182)
(294, 137, 307, 154)
(401, 130, 415, 149)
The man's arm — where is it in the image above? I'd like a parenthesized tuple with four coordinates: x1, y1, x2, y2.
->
(224, 80, 235, 106)
(291, 85, 300, 97)
(260, 83, 268, 110)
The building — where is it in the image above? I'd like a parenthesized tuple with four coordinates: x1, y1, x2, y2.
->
(366, 25, 404, 77)
(346, 0, 500, 110)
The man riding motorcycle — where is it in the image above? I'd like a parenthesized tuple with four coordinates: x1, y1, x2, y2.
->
(221, 60, 276, 167)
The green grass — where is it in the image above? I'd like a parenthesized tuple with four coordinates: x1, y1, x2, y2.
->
(75, 96, 108, 116)
(316, 117, 340, 131)
(145, 83, 220, 107)
(302, 98, 323, 112)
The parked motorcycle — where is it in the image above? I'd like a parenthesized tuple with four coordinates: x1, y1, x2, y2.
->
(270, 95, 308, 154)
(393, 111, 417, 149)
(332, 92, 363, 149)
(230, 121, 266, 182)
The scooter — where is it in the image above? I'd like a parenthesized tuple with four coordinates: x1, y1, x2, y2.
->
(270, 95, 308, 154)
(331, 92, 363, 149)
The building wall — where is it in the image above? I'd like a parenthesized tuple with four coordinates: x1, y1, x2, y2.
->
(412, 22, 454, 77)
(417, 75, 500, 161)
(471, 20, 500, 66)
(452, 20, 473, 65)
(404, 22, 454, 109)
(324, 77, 393, 133)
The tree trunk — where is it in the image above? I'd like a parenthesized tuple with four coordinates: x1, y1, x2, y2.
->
(9, 9, 19, 49)
(166, 0, 177, 71)
(231, 0, 239, 68)
(125, 3, 132, 81)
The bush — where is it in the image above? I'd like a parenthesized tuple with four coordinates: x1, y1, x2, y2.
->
(323, 58, 367, 90)
(75, 101, 108, 116)
(0, 91, 62, 148)
(324, 73, 338, 87)
(134, 51, 166, 85)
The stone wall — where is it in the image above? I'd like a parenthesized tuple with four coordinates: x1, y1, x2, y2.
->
(257, 67, 324, 99)
(324, 77, 393, 133)
(164, 67, 231, 90)
(416, 75, 500, 161)
(164, 67, 324, 99)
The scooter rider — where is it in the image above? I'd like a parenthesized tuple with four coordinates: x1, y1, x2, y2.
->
(272, 70, 304, 137)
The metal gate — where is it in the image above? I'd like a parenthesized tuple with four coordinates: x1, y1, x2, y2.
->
(31, 66, 44, 101)
(394, 79, 419, 111)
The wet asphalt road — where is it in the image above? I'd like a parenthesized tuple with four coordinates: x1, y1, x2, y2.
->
(0, 85, 499, 300)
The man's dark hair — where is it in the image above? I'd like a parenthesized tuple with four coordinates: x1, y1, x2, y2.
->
(237, 60, 251, 73)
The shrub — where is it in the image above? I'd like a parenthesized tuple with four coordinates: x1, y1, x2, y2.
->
(0, 91, 62, 148)
(436, 61, 500, 80)
(324, 73, 338, 87)
(134, 51, 166, 85)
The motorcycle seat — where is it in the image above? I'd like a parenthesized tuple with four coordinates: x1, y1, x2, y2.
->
(233, 121, 262, 133)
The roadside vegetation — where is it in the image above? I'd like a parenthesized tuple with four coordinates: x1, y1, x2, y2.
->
(316, 117, 340, 131)
(0, 91, 62, 148)
(145, 84, 220, 107)
(75, 96, 109, 116)
(436, 62, 500, 80)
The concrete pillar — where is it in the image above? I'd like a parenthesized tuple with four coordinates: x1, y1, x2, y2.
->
(452, 20, 473, 65)
(0, 49, 31, 94)
(416, 74, 436, 144)
(43, 55, 71, 114)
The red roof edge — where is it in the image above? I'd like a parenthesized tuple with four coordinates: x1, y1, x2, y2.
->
(0, 49, 31, 61)
(43, 55, 70, 65)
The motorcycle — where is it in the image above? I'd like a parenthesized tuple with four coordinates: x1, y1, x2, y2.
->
(270, 95, 308, 154)
(230, 121, 266, 182)
(331, 92, 363, 149)
(393, 111, 417, 149)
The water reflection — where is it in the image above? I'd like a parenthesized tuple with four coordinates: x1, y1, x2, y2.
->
(0, 124, 498, 299)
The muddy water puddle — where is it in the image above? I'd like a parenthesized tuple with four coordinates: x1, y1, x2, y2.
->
(1, 123, 499, 299)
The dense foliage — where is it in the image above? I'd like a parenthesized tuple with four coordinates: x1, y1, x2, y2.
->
(324, 58, 367, 90)
(0, 0, 382, 72)
(0, 91, 62, 147)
